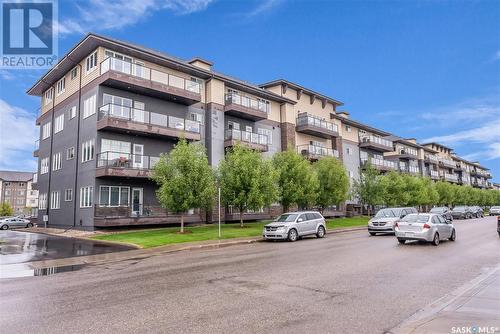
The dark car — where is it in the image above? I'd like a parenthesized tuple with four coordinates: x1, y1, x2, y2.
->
(451, 206, 473, 220)
(429, 206, 453, 222)
(469, 206, 484, 218)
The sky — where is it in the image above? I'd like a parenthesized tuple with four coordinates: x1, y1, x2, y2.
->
(0, 0, 499, 182)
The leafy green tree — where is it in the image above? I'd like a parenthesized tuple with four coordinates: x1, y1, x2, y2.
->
(352, 163, 384, 215)
(434, 181, 454, 206)
(0, 202, 14, 216)
(313, 156, 349, 212)
(420, 177, 439, 208)
(380, 171, 408, 206)
(273, 149, 318, 212)
(152, 140, 216, 233)
(402, 175, 427, 207)
(219, 145, 278, 227)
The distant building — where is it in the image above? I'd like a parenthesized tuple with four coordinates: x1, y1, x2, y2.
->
(0, 171, 38, 215)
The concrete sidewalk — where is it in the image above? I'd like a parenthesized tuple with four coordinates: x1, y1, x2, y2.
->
(392, 265, 500, 334)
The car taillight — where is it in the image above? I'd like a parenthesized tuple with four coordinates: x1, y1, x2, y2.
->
(423, 223, 431, 229)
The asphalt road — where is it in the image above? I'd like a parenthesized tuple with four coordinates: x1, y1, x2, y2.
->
(1, 217, 499, 334)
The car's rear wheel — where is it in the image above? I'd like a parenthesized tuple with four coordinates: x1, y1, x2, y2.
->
(26, 223, 33, 228)
(288, 229, 298, 242)
(449, 229, 456, 241)
(432, 233, 440, 246)
(369, 232, 376, 236)
(1, 225, 8, 230)
(316, 226, 325, 238)
(397, 238, 406, 244)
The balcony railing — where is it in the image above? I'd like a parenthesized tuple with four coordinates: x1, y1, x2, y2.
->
(297, 145, 339, 159)
(225, 93, 270, 114)
(425, 154, 439, 163)
(224, 129, 268, 145)
(359, 135, 393, 149)
(429, 170, 439, 178)
(439, 158, 456, 168)
(361, 157, 397, 170)
(97, 151, 160, 170)
(296, 113, 338, 133)
(32, 172, 38, 184)
(441, 172, 458, 182)
(100, 56, 201, 94)
(408, 166, 420, 174)
(34, 140, 39, 150)
(98, 103, 201, 134)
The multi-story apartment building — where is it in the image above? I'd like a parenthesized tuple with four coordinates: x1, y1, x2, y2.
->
(29, 33, 495, 229)
(0, 171, 38, 215)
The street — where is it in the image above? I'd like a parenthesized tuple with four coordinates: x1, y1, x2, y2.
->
(1, 217, 499, 334)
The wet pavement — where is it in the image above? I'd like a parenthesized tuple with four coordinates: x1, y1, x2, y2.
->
(0, 230, 134, 278)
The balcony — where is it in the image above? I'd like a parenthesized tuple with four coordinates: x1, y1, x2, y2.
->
(408, 165, 421, 175)
(297, 144, 339, 161)
(295, 113, 339, 138)
(96, 151, 160, 178)
(390, 147, 419, 160)
(33, 140, 39, 157)
(32, 172, 38, 184)
(224, 93, 269, 121)
(429, 170, 440, 180)
(358, 135, 393, 152)
(424, 154, 439, 164)
(361, 158, 396, 172)
(100, 57, 202, 105)
(224, 129, 268, 152)
(439, 158, 456, 169)
(97, 104, 201, 141)
(441, 172, 459, 183)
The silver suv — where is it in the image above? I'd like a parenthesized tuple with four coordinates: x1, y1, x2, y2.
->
(263, 211, 326, 242)
(368, 207, 418, 235)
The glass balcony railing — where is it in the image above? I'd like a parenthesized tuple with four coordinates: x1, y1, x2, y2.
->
(439, 158, 456, 168)
(296, 113, 338, 133)
(224, 93, 270, 113)
(224, 129, 268, 146)
(408, 166, 420, 174)
(97, 151, 160, 170)
(441, 172, 458, 182)
(361, 157, 396, 169)
(297, 145, 339, 158)
(98, 103, 201, 134)
(34, 139, 39, 150)
(429, 170, 439, 178)
(359, 135, 393, 149)
(100, 56, 201, 94)
(32, 172, 38, 184)
(425, 154, 439, 163)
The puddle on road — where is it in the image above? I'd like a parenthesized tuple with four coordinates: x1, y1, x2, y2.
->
(0, 263, 84, 279)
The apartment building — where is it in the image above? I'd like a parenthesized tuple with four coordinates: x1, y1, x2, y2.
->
(0, 171, 38, 215)
(29, 33, 495, 229)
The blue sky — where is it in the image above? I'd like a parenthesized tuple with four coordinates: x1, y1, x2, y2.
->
(0, 0, 499, 182)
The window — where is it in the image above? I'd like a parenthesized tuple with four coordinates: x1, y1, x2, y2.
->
(83, 94, 96, 118)
(4, 182, 10, 186)
(44, 88, 54, 105)
(19, 182, 25, 187)
(50, 191, 60, 209)
(17, 199, 24, 205)
(86, 51, 98, 73)
(54, 114, 64, 133)
(52, 152, 62, 171)
(41, 157, 49, 174)
(69, 106, 77, 119)
(345, 125, 351, 132)
(42, 121, 51, 139)
(346, 147, 352, 155)
(66, 147, 75, 160)
(56, 77, 65, 95)
(70, 67, 78, 80)
(64, 189, 73, 202)
(99, 186, 130, 207)
(5, 189, 11, 196)
(80, 186, 93, 208)
(101, 139, 131, 155)
(257, 128, 273, 145)
(82, 139, 95, 162)
(38, 193, 47, 209)
(189, 112, 203, 124)
(18, 190, 25, 196)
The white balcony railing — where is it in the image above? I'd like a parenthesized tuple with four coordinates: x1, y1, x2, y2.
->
(224, 129, 268, 146)
(296, 113, 338, 133)
(225, 93, 270, 113)
(362, 157, 396, 170)
(359, 135, 393, 149)
(298, 145, 339, 158)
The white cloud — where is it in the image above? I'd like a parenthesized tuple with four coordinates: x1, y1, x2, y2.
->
(58, 0, 215, 35)
(246, 0, 285, 17)
(423, 119, 500, 146)
(0, 70, 14, 80)
(0, 99, 38, 172)
(495, 50, 500, 61)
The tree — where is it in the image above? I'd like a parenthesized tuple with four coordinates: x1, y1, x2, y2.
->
(434, 181, 454, 206)
(313, 156, 349, 212)
(152, 139, 216, 233)
(380, 171, 408, 207)
(0, 202, 14, 216)
(352, 163, 383, 215)
(219, 145, 278, 227)
(273, 149, 318, 212)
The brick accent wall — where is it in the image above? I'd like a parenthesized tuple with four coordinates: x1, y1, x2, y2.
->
(280, 122, 296, 151)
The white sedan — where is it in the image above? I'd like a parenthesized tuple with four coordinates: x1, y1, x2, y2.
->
(0, 216, 34, 230)
(394, 213, 456, 246)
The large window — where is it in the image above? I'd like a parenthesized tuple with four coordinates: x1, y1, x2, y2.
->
(50, 191, 60, 209)
(66, 147, 75, 160)
(44, 88, 53, 105)
(70, 67, 78, 80)
(64, 189, 73, 201)
(99, 186, 130, 207)
(69, 106, 77, 119)
(80, 186, 93, 208)
(102, 94, 132, 118)
(39, 193, 47, 209)
(83, 94, 96, 118)
(101, 139, 131, 154)
(56, 77, 65, 96)
(54, 114, 64, 133)
(52, 152, 62, 171)
(257, 128, 273, 145)
(82, 139, 95, 162)
(42, 121, 51, 139)
(86, 51, 98, 73)
(40, 157, 49, 174)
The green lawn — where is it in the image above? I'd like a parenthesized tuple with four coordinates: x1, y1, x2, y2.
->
(92, 216, 369, 248)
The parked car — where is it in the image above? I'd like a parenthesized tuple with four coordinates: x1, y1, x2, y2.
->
(394, 213, 456, 246)
(429, 206, 453, 222)
(367, 207, 418, 236)
(0, 216, 33, 230)
(263, 211, 326, 242)
(469, 206, 484, 218)
(451, 206, 473, 220)
(489, 206, 500, 216)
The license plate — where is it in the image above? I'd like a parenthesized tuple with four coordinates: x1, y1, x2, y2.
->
(405, 232, 414, 237)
